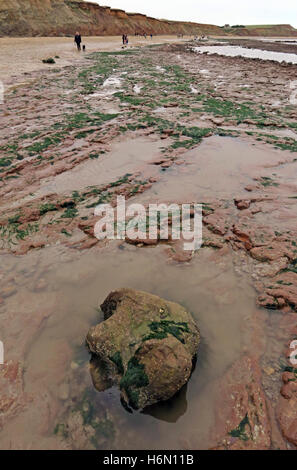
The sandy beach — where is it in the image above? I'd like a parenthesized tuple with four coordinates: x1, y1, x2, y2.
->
(0, 35, 188, 84)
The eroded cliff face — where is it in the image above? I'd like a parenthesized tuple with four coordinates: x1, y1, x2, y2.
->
(0, 0, 224, 37)
(226, 24, 297, 37)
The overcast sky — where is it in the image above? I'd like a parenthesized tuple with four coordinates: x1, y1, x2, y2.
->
(94, 1, 297, 28)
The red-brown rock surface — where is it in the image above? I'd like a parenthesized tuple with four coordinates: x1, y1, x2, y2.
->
(213, 356, 271, 450)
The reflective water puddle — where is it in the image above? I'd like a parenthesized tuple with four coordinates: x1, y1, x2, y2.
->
(194, 45, 297, 64)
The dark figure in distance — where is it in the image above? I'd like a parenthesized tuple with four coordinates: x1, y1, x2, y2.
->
(122, 34, 128, 46)
(74, 32, 82, 51)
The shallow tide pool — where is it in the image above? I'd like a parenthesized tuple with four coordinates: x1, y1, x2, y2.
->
(0, 242, 257, 450)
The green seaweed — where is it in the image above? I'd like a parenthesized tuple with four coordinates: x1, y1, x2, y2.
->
(0, 216, 39, 246)
(26, 134, 62, 155)
(229, 414, 250, 441)
(42, 57, 55, 64)
(39, 203, 57, 215)
(143, 320, 190, 344)
(120, 356, 149, 409)
(203, 98, 258, 122)
(120, 357, 149, 390)
(109, 351, 124, 375)
(61, 207, 78, 219)
(54, 423, 68, 438)
(283, 259, 297, 274)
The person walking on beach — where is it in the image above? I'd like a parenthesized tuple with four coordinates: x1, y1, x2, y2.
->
(122, 34, 129, 46)
(74, 32, 82, 51)
(123, 34, 128, 45)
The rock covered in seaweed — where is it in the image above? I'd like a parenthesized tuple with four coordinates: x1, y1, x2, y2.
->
(86, 289, 200, 410)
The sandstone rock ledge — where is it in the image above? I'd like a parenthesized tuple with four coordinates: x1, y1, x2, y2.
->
(86, 289, 200, 410)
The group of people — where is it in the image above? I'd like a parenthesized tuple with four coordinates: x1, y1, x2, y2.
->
(74, 30, 156, 52)
(193, 34, 209, 41)
(134, 32, 153, 39)
(122, 32, 154, 45)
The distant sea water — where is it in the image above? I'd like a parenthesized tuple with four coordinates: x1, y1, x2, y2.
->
(194, 45, 297, 64)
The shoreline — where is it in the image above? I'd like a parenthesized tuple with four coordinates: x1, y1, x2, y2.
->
(2, 35, 297, 86)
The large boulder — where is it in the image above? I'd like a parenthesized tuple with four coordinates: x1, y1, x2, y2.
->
(86, 289, 200, 410)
